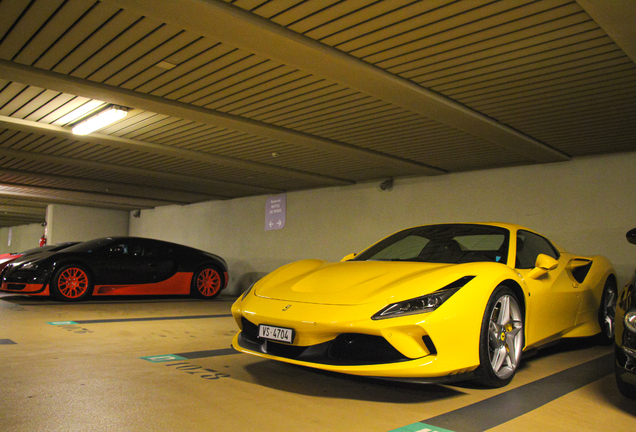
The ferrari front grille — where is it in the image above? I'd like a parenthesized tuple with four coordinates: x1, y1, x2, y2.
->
(238, 318, 410, 365)
(241, 318, 259, 344)
(327, 333, 407, 363)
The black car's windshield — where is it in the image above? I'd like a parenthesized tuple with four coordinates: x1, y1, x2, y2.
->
(353, 224, 510, 264)
(61, 238, 115, 253)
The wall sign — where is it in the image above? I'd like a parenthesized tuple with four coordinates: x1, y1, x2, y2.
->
(265, 194, 286, 231)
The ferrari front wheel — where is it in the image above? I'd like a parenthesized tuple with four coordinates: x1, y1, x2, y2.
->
(475, 286, 524, 388)
(51, 264, 93, 302)
(191, 265, 224, 299)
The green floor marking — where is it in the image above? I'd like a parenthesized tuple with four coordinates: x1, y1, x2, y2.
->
(390, 422, 455, 432)
(140, 354, 187, 363)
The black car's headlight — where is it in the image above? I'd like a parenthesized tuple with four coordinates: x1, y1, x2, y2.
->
(21, 261, 41, 270)
(372, 276, 475, 320)
(625, 310, 636, 333)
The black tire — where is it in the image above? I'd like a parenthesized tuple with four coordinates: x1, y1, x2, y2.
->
(615, 363, 636, 399)
(191, 264, 224, 299)
(50, 264, 93, 302)
(474, 286, 524, 388)
(596, 278, 617, 345)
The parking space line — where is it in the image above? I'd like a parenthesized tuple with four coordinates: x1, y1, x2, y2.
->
(56, 314, 232, 324)
(141, 348, 238, 363)
(416, 353, 613, 432)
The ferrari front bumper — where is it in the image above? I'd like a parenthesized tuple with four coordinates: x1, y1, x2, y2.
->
(232, 331, 478, 382)
(231, 294, 485, 381)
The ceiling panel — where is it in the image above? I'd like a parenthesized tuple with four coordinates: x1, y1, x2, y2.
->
(0, 0, 633, 227)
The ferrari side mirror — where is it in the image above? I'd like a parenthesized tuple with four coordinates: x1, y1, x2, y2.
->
(527, 254, 559, 279)
(341, 253, 357, 262)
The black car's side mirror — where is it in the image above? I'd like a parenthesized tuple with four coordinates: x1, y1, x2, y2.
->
(110, 246, 125, 254)
(627, 228, 636, 245)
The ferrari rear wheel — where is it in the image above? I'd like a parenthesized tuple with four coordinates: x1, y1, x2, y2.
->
(191, 265, 223, 299)
(597, 278, 617, 345)
(51, 264, 93, 302)
(475, 286, 524, 388)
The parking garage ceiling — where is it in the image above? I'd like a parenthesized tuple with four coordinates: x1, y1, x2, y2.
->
(0, 0, 635, 227)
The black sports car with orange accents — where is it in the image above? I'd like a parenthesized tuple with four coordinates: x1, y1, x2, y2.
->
(0, 237, 228, 302)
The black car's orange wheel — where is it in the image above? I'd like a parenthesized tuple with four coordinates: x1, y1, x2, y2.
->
(51, 264, 93, 302)
(192, 266, 223, 299)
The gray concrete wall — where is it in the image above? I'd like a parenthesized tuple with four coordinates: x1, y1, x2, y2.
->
(129, 152, 636, 296)
(0, 223, 45, 254)
(46, 204, 129, 244)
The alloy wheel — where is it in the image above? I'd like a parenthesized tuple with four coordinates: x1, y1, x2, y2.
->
(57, 267, 89, 299)
(487, 294, 524, 379)
(197, 268, 221, 297)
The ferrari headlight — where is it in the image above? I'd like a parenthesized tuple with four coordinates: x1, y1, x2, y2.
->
(625, 311, 636, 333)
(372, 276, 474, 320)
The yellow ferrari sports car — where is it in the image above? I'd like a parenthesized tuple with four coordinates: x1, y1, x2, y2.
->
(231, 223, 617, 387)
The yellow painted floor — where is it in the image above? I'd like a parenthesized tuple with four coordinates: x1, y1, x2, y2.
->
(0, 293, 634, 432)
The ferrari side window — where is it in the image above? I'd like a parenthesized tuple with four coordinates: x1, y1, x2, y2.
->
(516, 231, 560, 269)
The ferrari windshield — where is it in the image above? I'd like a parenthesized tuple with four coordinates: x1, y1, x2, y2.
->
(354, 224, 510, 264)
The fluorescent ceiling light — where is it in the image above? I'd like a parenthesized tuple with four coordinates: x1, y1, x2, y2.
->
(57, 100, 106, 125)
(72, 106, 128, 135)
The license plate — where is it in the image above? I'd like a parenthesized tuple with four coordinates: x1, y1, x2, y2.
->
(258, 324, 294, 344)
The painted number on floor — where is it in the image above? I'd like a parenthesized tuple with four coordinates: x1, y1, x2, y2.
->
(49, 323, 93, 334)
(165, 361, 230, 380)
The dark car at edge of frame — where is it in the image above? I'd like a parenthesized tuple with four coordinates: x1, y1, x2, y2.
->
(615, 228, 636, 398)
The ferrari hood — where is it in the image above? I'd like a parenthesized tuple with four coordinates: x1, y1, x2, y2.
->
(254, 259, 470, 305)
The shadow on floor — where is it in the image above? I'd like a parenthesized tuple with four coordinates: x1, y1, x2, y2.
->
(239, 336, 617, 401)
(242, 359, 464, 403)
